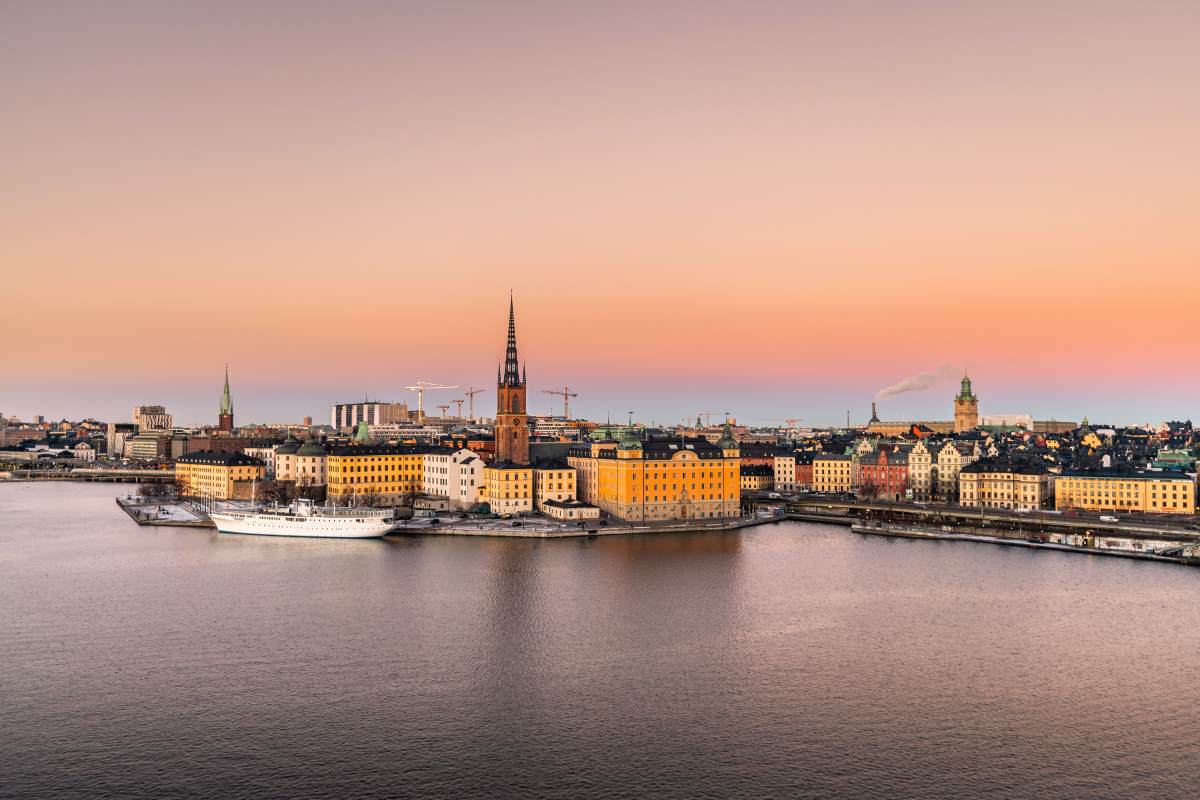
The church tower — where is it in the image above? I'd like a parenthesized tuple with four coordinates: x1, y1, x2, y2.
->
(953, 373, 978, 433)
(494, 296, 529, 464)
(218, 364, 234, 433)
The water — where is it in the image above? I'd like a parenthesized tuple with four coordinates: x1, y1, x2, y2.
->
(2, 483, 1198, 799)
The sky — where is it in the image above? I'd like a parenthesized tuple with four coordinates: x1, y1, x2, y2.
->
(4, 1, 1198, 427)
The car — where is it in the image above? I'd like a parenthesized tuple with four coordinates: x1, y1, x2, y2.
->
(1099, 515, 1119, 523)
(768, 492, 782, 499)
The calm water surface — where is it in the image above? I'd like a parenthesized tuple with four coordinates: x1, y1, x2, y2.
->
(2, 483, 1198, 799)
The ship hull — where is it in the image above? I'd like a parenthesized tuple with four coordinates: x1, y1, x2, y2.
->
(210, 511, 397, 539)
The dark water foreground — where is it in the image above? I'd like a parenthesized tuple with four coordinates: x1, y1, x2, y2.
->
(2, 482, 1198, 799)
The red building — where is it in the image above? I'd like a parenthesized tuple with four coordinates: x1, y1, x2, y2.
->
(856, 446, 910, 501)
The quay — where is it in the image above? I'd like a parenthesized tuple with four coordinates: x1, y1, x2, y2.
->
(781, 497, 1200, 565)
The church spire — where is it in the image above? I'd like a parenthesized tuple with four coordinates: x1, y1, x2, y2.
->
(220, 363, 233, 415)
(501, 292, 522, 386)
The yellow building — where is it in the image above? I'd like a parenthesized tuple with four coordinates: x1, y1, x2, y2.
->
(740, 465, 774, 492)
(533, 461, 577, 512)
(958, 457, 1050, 511)
(1055, 470, 1195, 514)
(175, 451, 264, 499)
(483, 462, 534, 515)
(567, 425, 740, 522)
(812, 454, 854, 494)
(326, 444, 426, 505)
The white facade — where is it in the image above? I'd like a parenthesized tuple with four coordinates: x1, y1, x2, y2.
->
(72, 442, 96, 462)
(244, 447, 276, 476)
(422, 449, 484, 509)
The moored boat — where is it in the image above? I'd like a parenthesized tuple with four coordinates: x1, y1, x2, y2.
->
(210, 498, 397, 539)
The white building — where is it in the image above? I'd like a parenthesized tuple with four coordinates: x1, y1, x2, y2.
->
(773, 454, 797, 492)
(369, 424, 444, 442)
(422, 449, 484, 509)
(244, 446, 277, 477)
(132, 405, 172, 431)
(72, 442, 96, 462)
(330, 401, 410, 431)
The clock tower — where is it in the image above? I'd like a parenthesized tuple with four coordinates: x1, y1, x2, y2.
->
(495, 296, 529, 464)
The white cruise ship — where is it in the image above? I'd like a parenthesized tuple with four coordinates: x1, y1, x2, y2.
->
(210, 499, 399, 539)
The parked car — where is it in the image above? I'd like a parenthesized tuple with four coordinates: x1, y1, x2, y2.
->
(1099, 515, 1119, 523)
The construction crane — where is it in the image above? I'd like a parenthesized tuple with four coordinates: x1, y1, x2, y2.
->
(464, 387, 487, 420)
(452, 399, 464, 418)
(541, 386, 578, 419)
(403, 381, 459, 422)
(436, 404, 450, 418)
(696, 411, 721, 427)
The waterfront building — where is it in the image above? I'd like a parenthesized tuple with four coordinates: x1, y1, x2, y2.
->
(483, 462, 534, 515)
(541, 499, 601, 521)
(326, 444, 427, 505)
(773, 454, 797, 492)
(812, 453, 854, 494)
(533, 461, 578, 513)
(954, 373, 979, 433)
(72, 441, 95, 462)
(740, 464, 774, 492)
(292, 437, 328, 487)
(935, 440, 981, 500)
(132, 405, 172, 432)
(217, 365, 234, 432)
(909, 440, 934, 500)
(855, 446, 910, 501)
(566, 423, 741, 521)
(1055, 470, 1195, 514)
(175, 451, 265, 499)
(272, 434, 301, 479)
(423, 448, 485, 509)
(958, 457, 1051, 512)
(330, 401, 411, 431)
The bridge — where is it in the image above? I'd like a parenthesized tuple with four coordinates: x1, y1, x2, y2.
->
(4, 468, 176, 483)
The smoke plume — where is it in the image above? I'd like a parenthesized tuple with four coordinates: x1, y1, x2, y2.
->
(875, 364, 960, 401)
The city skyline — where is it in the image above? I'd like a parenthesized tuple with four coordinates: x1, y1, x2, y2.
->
(5, 2, 1199, 424)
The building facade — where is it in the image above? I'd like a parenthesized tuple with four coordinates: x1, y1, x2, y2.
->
(175, 451, 265, 499)
(958, 457, 1050, 512)
(812, 453, 854, 494)
(133, 405, 172, 431)
(326, 445, 426, 505)
(330, 401, 411, 431)
(1055, 470, 1195, 514)
(567, 425, 741, 521)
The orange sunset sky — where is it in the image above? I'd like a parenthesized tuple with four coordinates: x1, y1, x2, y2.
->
(3, 1, 1198, 426)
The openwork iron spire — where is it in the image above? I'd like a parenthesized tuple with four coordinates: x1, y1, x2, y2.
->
(502, 293, 522, 386)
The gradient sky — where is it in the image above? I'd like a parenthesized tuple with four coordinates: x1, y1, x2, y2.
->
(4, 1, 1198, 427)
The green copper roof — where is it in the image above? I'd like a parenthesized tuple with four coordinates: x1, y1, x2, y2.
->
(619, 425, 642, 450)
(716, 420, 737, 450)
(219, 364, 233, 415)
(354, 420, 372, 443)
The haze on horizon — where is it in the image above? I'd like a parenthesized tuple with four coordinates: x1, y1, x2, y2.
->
(4, 1, 1198, 427)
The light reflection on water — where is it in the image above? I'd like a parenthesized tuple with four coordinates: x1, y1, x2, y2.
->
(2, 482, 1198, 799)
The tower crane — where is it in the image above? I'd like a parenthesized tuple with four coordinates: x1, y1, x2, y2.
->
(436, 404, 450, 418)
(464, 387, 487, 420)
(541, 386, 578, 419)
(403, 381, 459, 422)
(452, 399, 465, 418)
(696, 411, 721, 427)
